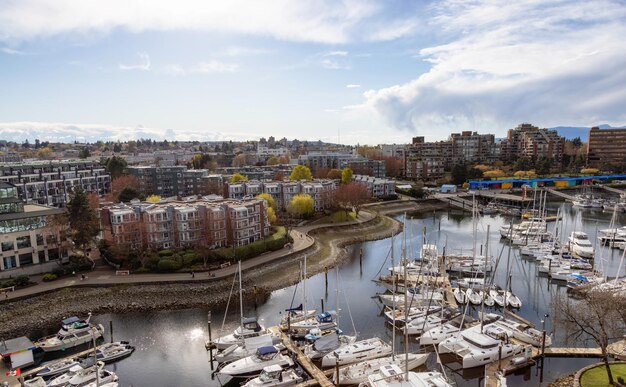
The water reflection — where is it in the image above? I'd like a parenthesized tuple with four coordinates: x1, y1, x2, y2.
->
(91, 203, 624, 387)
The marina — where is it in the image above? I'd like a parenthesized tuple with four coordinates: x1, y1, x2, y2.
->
(2, 197, 626, 387)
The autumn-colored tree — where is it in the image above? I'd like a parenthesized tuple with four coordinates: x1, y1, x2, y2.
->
(37, 147, 53, 160)
(483, 170, 504, 178)
(290, 165, 313, 181)
(266, 207, 278, 224)
(87, 192, 100, 210)
(205, 180, 222, 195)
(192, 154, 216, 170)
(349, 164, 373, 176)
(356, 145, 381, 159)
(381, 156, 403, 178)
(232, 153, 255, 167)
(274, 171, 285, 181)
(327, 169, 342, 180)
(110, 175, 140, 202)
(581, 168, 600, 175)
(314, 167, 331, 179)
(474, 164, 492, 172)
(513, 170, 537, 178)
(278, 155, 291, 164)
(287, 194, 314, 218)
(335, 182, 371, 217)
(266, 156, 280, 166)
(256, 193, 276, 209)
(341, 168, 353, 184)
(146, 194, 161, 203)
(230, 173, 248, 183)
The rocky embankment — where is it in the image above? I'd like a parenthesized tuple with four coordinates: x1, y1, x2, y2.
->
(0, 213, 402, 339)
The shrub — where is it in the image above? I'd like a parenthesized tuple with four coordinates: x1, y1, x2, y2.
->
(52, 268, 66, 277)
(1, 279, 16, 288)
(135, 267, 150, 273)
(157, 259, 182, 272)
(42, 273, 58, 282)
(15, 275, 30, 287)
(158, 249, 174, 257)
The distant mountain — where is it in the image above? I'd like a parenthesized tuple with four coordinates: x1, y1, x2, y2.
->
(550, 124, 623, 140)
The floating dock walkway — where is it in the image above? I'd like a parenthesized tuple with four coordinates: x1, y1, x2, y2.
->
(545, 188, 576, 201)
(599, 185, 626, 195)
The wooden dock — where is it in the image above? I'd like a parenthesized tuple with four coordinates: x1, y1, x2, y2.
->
(599, 185, 626, 195)
(545, 188, 576, 201)
(269, 327, 334, 387)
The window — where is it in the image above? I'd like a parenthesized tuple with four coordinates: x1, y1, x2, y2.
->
(16, 236, 31, 249)
(18, 253, 33, 266)
(3, 255, 16, 269)
(1, 241, 14, 252)
(36, 234, 44, 246)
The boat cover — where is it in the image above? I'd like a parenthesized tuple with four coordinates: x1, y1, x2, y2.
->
(285, 304, 303, 312)
(61, 317, 81, 325)
(317, 312, 333, 323)
(257, 346, 278, 356)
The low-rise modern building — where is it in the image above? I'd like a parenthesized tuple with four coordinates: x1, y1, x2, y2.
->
(0, 160, 111, 207)
(0, 182, 68, 278)
(352, 175, 396, 198)
(101, 197, 270, 251)
(223, 180, 337, 211)
(587, 127, 626, 169)
(298, 152, 387, 178)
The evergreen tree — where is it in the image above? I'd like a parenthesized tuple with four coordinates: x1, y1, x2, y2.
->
(66, 188, 100, 266)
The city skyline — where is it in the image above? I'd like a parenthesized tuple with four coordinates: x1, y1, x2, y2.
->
(1, 0, 626, 145)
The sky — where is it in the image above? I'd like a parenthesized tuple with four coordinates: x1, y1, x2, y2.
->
(1, 0, 625, 145)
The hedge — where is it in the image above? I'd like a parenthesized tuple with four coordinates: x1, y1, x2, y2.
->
(157, 259, 182, 272)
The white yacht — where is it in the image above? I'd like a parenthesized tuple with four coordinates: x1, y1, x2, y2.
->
(95, 341, 135, 363)
(505, 291, 522, 308)
(568, 232, 595, 258)
(216, 334, 285, 364)
(218, 346, 294, 379)
(359, 364, 453, 387)
(489, 287, 506, 307)
(336, 353, 429, 385)
(403, 314, 446, 336)
(288, 311, 338, 337)
(241, 365, 304, 387)
(321, 337, 392, 368)
(304, 331, 357, 361)
(465, 288, 482, 305)
(36, 315, 105, 353)
(439, 324, 524, 368)
(453, 287, 467, 305)
(23, 377, 46, 387)
(48, 364, 97, 387)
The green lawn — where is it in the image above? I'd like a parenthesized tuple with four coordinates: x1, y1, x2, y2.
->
(580, 363, 626, 387)
(311, 211, 357, 225)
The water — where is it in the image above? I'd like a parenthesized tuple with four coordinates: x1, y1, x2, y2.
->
(87, 202, 626, 387)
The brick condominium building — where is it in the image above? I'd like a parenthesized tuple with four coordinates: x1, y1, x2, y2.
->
(587, 126, 626, 169)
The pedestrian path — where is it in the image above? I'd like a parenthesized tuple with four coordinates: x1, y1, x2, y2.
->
(1, 211, 377, 301)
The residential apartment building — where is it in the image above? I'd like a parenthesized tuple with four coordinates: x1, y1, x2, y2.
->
(0, 160, 111, 207)
(587, 127, 626, 168)
(223, 180, 337, 212)
(352, 175, 396, 198)
(499, 123, 564, 163)
(298, 152, 387, 178)
(0, 182, 68, 278)
(449, 131, 496, 164)
(101, 197, 270, 251)
(404, 137, 448, 180)
(127, 165, 187, 197)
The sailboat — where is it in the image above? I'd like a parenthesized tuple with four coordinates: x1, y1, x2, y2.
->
(213, 262, 279, 351)
(358, 364, 453, 387)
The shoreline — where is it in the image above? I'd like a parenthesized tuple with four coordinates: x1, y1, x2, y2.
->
(0, 212, 402, 339)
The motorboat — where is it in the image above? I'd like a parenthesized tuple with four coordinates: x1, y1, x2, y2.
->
(242, 365, 304, 387)
(403, 314, 446, 336)
(568, 232, 595, 259)
(35, 315, 105, 353)
(84, 382, 119, 387)
(37, 357, 80, 378)
(68, 368, 118, 386)
(482, 291, 495, 307)
(359, 364, 453, 387)
(489, 287, 506, 307)
(95, 341, 135, 363)
(303, 331, 357, 361)
(465, 288, 482, 305)
(321, 337, 392, 368)
(505, 291, 522, 308)
(288, 311, 337, 337)
(218, 346, 294, 379)
(335, 353, 429, 385)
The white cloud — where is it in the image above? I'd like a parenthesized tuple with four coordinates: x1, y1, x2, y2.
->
(321, 58, 351, 70)
(119, 52, 151, 71)
(0, 121, 254, 142)
(1, 47, 24, 55)
(324, 51, 349, 57)
(346, 84, 361, 88)
(0, 1, 421, 45)
(220, 46, 272, 57)
(352, 0, 626, 137)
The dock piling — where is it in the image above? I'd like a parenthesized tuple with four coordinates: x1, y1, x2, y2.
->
(109, 320, 113, 343)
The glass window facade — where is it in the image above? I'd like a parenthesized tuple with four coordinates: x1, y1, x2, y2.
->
(16, 235, 31, 249)
(18, 253, 33, 266)
(3, 255, 16, 269)
(1, 241, 13, 251)
(0, 216, 46, 233)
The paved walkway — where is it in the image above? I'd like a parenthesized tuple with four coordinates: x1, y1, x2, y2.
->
(1, 211, 377, 301)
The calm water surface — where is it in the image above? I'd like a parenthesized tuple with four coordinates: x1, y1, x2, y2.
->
(88, 202, 626, 387)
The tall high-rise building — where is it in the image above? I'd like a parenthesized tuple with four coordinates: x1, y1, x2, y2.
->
(587, 127, 626, 169)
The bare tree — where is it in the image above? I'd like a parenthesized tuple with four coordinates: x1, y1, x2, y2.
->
(553, 288, 626, 385)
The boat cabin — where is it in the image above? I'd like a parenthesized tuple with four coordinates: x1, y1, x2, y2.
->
(255, 346, 278, 361)
(242, 317, 262, 332)
(60, 316, 89, 332)
(258, 364, 284, 382)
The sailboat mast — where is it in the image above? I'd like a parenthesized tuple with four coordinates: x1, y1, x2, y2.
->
(303, 255, 307, 320)
(481, 225, 490, 333)
(402, 216, 409, 382)
(238, 260, 243, 323)
(391, 233, 396, 361)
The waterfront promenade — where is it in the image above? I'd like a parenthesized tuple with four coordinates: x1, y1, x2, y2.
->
(1, 211, 377, 302)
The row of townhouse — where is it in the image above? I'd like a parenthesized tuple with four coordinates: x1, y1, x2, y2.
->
(0, 160, 111, 206)
(224, 179, 337, 212)
(352, 175, 396, 198)
(1, 182, 69, 278)
(100, 197, 270, 251)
